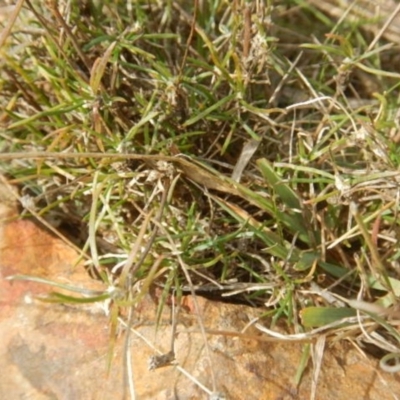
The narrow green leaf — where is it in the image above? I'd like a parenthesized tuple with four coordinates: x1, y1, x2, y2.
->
(257, 158, 301, 210)
(126, 110, 159, 140)
(6, 274, 105, 295)
(8, 102, 84, 129)
(183, 93, 236, 126)
(367, 275, 400, 297)
(39, 291, 111, 303)
(301, 307, 356, 328)
(234, 183, 274, 214)
(318, 261, 350, 279)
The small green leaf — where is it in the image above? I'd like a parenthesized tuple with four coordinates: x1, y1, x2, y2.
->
(39, 291, 111, 304)
(257, 158, 301, 210)
(300, 306, 356, 328)
(183, 93, 236, 126)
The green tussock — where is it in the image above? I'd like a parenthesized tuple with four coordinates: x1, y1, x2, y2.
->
(2, 0, 400, 390)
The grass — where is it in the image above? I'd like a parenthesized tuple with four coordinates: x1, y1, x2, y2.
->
(2, 0, 400, 396)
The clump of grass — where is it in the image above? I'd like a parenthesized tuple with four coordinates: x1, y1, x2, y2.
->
(2, 0, 400, 395)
